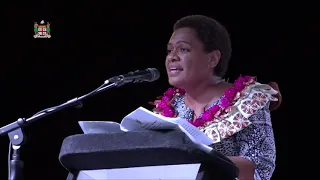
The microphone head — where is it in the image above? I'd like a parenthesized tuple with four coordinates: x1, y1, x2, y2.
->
(146, 68, 160, 82)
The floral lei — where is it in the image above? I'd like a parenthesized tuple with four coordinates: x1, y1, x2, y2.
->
(149, 75, 257, 128)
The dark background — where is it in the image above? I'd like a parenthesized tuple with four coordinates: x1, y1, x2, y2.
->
(2, 2, 312, 179)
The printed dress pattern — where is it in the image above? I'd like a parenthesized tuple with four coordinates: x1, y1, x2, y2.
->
(172, 83, 277, 180)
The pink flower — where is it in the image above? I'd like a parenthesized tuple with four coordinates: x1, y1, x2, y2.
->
(162, 96, 170, 101)
(209, 105, 220, 114)
(234, 79, 245, 91)
(157, 100, 169, 109)
(236, 76, 245, 83)
(198, 119, 206, 126)
(162, 108, 175, 117)
(164, 88, 175, 97)
(152, 75, 256, 128)
(202, 111, 213, 122)
(220, 97, 232, 108)
(224, 88, 237, 100)
(192, 118, 204, 127)
(244, 76, 252, 81)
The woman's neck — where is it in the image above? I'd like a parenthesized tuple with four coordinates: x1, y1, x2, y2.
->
(184, 76, 225, 107)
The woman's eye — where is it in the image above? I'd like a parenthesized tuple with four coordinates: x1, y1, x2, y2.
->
(180, 48, 189, 52)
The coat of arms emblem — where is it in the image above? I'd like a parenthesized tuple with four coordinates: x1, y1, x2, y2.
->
(34, 20, 51, 38)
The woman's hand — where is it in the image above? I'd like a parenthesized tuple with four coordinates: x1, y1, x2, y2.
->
(227, 156, 255, 180)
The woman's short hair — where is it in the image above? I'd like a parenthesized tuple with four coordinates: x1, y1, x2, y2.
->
(173, 15, 232, 77)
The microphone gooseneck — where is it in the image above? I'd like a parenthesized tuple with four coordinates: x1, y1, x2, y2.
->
(1, 67, 160, 180)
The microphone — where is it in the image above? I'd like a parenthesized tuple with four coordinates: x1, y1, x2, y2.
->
(107, 68, 160, 84)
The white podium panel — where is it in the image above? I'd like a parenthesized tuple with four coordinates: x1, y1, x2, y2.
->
(77, 163, 201, 180)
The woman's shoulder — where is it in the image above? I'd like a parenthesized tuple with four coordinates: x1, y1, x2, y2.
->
(201, 76, 280, 143)
(207, 76, 279, 111)
(222, 76, 279, 115)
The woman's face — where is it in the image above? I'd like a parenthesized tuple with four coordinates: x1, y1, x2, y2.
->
(165, 27, 218, 89)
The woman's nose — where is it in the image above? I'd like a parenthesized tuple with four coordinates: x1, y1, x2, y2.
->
(167, 51, 180, 62)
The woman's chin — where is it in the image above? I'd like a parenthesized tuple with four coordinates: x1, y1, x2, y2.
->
(168, 78, 185, 88)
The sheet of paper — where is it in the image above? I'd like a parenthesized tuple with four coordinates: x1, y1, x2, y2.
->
(120, 107, 179, 131)
(175, 118, 214, 146)
(78, 121, 123, 134)
(121, 107, 214, 151)
(78, 107, 214, 153)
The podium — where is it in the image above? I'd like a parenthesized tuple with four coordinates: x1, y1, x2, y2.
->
(59, 130, 239, 180)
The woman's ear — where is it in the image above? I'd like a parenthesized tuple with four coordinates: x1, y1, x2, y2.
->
(208, 50, 221, 68)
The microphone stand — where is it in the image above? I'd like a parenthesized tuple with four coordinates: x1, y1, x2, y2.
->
(0, 79, 126, 180)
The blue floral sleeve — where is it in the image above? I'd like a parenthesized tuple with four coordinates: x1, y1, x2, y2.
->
(235, 105, 276, 180)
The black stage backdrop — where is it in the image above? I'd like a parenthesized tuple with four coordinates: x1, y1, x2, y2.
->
(3, 2, 311, 180)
